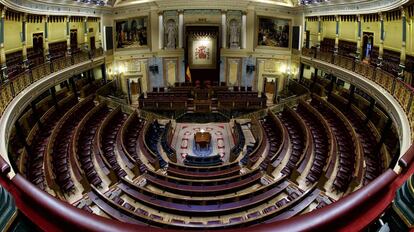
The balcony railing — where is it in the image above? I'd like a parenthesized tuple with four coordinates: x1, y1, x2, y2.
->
(0, 48, 103, 118)
(302, 48, 414, 141)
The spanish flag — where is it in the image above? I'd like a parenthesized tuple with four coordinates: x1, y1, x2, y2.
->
(185, 64, 192, 83)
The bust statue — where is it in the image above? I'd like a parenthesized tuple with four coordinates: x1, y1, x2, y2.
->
(229, 19, 240, 48)
(166, 19, 176, 49)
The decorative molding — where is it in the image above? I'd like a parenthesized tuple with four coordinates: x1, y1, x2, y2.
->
(0, 0, 112, 16)
(301, 0, 409, 16)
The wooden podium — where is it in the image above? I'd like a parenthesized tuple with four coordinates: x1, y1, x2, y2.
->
(194, 132, 212, 150)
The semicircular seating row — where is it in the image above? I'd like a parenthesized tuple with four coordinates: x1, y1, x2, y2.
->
(20, 87, 386, 229)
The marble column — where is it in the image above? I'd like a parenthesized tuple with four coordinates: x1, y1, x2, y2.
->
(241, 11, 247, 49)
(303, 18, 307, 48)
(356, 15, 362, 61)
(334, 15, 339, 54)
(97, 17, 102, 49)
(0, 7, 6, 82)
(378, 12, 384, 67)
(317, 16, 322, 51)
(178, 10, 184, 48)
(221, 10, 227, 48)
(158, 12, 164, 49)
(22, 13, 28, 69)
(44, 15, 50, 62)
(83, 17, 89, 51)
(66, 16, 71, 56)
(399, 7, 407, 80)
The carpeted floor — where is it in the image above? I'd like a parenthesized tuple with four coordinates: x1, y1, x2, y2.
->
(171, 123, 234, 163)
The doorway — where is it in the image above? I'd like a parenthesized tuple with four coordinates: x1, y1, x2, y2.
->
(70, 29, 78, 53)
(90, 36, 96, 51)
(305, 30, 310, 49)
(362, 32, 374, 61)
(31, 33, 44, 66)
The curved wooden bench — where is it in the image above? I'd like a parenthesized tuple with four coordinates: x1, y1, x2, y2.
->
(145, 168, 262, 196)
(119, 111, 146, 175)
(98, 106, 129, 178)
(76, 104, 111, 188)
(26, 94, 77, 191)
(47, 95, 95, 194)
(296, 101, 335, 187)
(166, 161, 241, 180)
(311, 95, 363, 192)
(118, 177, 289, 216)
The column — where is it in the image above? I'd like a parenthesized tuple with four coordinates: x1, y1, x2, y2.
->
(66, 16, 71, 55)
(378, 12, 384, 67)
(158, 12, 164, 49)
(101, 63, 107, 83)
(299, 63, 305, 83)
(0, 7, 6, 82)
(334, 15, 339, 54)
(221, 10, 227, 48)
(178, 10, 183, 48)
(83, 17, 89, 51)
(245, 6, 255, 51)
(69, 77, 78, 98)
(364, 97, 376, 123)
(241, 12, 247, 49)
(356, 15, 362, 60)
(31, 102, 42, 127)
(317, 16, 322, 51)
(348, 84, 355, 107)
(303, 18, 307, 48)
(44, 15, 50, 62)
(49, 86, 58, 108)
(400, 7, 407, 80)
(97, 17, 102, 49)
(22, 13, 28, 69)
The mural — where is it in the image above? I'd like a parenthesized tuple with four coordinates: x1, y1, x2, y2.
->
(257, 17, 290, 48)
(115, 16, 148, 49)
(188, 32, 217, 69)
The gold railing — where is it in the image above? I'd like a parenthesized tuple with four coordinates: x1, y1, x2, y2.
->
(0, 50, 104, 118)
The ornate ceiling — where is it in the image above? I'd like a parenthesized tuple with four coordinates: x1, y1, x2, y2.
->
(0, 0, 410, 16)
(111, 0, 295, 7)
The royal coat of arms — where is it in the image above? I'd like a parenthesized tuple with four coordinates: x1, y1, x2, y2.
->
(195, 46, 210, 60)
